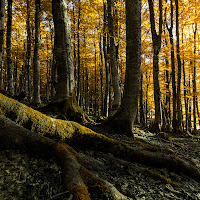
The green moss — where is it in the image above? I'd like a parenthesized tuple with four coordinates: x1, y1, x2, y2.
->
(80, 167, 110, 194)
(72, 185, 90, 200)
(56, 142, 80, 162)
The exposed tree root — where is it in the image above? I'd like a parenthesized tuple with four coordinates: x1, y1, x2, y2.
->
(39, 93, 92, 123)
(0, 116, 127, 200)
(100, 153, 180, 188)
(99, 107, 134, 136)
(1, 93, 200, 185)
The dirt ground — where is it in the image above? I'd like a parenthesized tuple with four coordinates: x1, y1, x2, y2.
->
(1, 126, 200, 200)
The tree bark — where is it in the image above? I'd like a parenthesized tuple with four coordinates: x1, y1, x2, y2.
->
(26, 0, 32, 101)
(0, 115, 129, 200)
(0, 0, 5, 88)
(103, 0, 141, 135)
(107, 0, 121, 115)
(99, 33, 104, 116)
(77, 0, 81, 105)
(33, 0, 41, 104)
(52, 0, 74, 102)
(103, 2, 110, 117)
(166, 0, 177, 133)
(188, 64, 192, 132)
(193, 23, 197, 131)
(175, 0, 182, 131)
(140, 73, 145, 127)
(148, 0, 162, 133)
(1, 93, 200, 185)
(6, 0, 14, 95)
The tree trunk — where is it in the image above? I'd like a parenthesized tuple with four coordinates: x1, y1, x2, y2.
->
(193, 23, 197, 131)
(107, 0, 121, 115)
(46, 34, 50, 102)
(52, 0, 74, 102)
(77, 0, 81, 105)
(103, 2, 110, 117)
(103, 0, 141, 135)
(33, 0, 41, 104)
(145, 71, 150, 126)
(14, 48, 18, 94)
(166, 0, 177, 133)
(43, 0, 90, 123)
(94, 41, 97, 116)
(72, 6, 77, 98)
(182, 29, 188, 132)
(188, 64, 192, 132)
(99, 33, 104, 116)
(140, 73, 145, 127)
(26, 0, 32, 101)
(85, 68, 89, 114)
(0, 0, 5, 88)
(6, 0, 14, 95)
(49, 23, 56, 100)
(175, 0, 182, 131)
(148, 0, 162, 133)
(163, 12, 171, 129)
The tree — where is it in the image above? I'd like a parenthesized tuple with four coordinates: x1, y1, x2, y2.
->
(33, 0, 41, 104)
(77, 0, 81, 106)
(148, 0, 162, 133)
(52, 0, 74, 102)
(107, 0, 121, 115)
(175, 0, 182, 131)
(104, 0, 141, 135)
(2, 93, 200, 199)
(193, 22, 197, 131)
(49, 0, 89, 122)
(6, 0, 14, 95)
(25, 0, 32, 100)
(0, 0, 5, 88)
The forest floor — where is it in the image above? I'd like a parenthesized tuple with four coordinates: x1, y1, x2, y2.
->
(1, 119, 200, 199)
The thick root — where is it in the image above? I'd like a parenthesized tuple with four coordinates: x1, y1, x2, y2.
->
(1, 93, 200, 183)
(39, 93, 92, 123)
(0, 115, 129, 199)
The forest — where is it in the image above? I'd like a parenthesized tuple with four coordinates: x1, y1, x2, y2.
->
(1, 0, 200, 199)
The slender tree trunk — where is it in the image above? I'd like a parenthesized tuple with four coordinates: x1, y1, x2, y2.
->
(183, 59, 188, 131)
(50, 23, 56, 100)
(14, 48, 18, 94)
(94, 41, 97, 115)
(107, 0, 121, 115)
(0, 0, 5, 88)
(148, 0, 162, 133)
(145, 71, 150, 126)
(103, 2, 110, 117)
(72, 6, 77, 97)
(46, 34, 50, 102)
(26, 0, 32, 100)
(196, 99, 200, 126)
(99, 33, 104, 116)
(166, 0, 177, 133)
(104, 0, 141, 135)
(175, 0, 182, 131)
(181, 29, 188, 132)
(85, 68, 89, 114)
(163, 6, 171, 130)
(33, 0, 41, 104)
(193, 23, 197, 131)
(140, 73, 145, 127)
(52, 0, 74, 101)
(6, 0, 14, 95)
(77, 0, 81, 105)
(188, 63, 192, 132)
